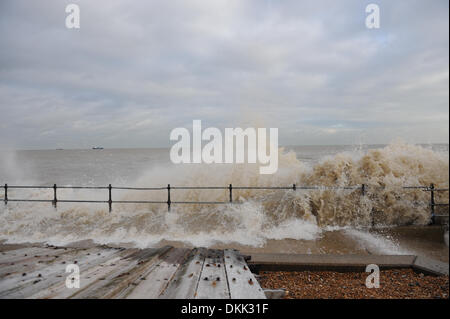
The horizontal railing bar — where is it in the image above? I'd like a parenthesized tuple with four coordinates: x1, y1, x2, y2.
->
(112, 200, 166, 204)
(4, 199, 235, 205)
(5, 185, 447, 191)
(171, 201, 230, 204)
(171, 186, 229, 190)
(225, 186, 293, 190)
(6, 186, 53, 189)
(433, 203, 449, 206)
(403, 186, 428, 189)
(2, 185, 366, 190)
(57, 186, 109, 189)
(2, 185, 447, 190)
(308, 186, 360, 190)
(7, 199, 53, 202)
(232, 186, 360, 190)
(171, 186, 361, 190)
(111, 187, 166, 190)
(57, 200, 109, 203)
(5, 185, 110, 189)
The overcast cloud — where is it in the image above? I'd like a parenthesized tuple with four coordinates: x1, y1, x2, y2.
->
(0, 0, 448, 149)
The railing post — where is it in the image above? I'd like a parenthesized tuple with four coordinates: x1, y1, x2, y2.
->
(430, 183, 435, 224)
(361, 184, 366, 197)
(293, 184, 296, 191)
(229, 184, 233, 203)
(53, 184, 57, 209)
(167, 184, 171, 212)
(4, 184, 7, 205)
(108, 184, 112, 213)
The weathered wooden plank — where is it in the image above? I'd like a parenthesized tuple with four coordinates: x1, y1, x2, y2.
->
(69, 247, 172, 299)
(29, 248, 140, 299)
(195, 249, 229, 299)
(123, 247, 190, 299)
(0, 247, 90, 279)
(0, 243, 31, 252)
(159, 248, 206, 299)
(0, 247, 121, 298)
(0, 247, 64, 265)
(223, 249, 266, 299)
(0, 246, 103, 290)
(0, 245, 48, 258)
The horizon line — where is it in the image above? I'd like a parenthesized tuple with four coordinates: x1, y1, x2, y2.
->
(3, 142, 449, 152)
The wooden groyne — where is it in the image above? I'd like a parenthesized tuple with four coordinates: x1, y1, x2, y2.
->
(0, 244, 265, 299)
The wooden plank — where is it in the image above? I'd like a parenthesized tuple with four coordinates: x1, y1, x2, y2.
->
(195, 249, 229, 299)
(69, 247, 172, 299)
(123, 247, 190, 299)
(0, 246, 121, 299)
(29, 248, 140, 299)
(0, 247, 64, 265)
(0, 245, 48, 257)
(223, 249, 266, 299)
(0, 247, 89, 279)
(0, 246, 113, 281)
(0, 246, 104, 291)
(159, 248, 206, 299)
(0, 247, 118, 298)
(0, 243, 32, 252)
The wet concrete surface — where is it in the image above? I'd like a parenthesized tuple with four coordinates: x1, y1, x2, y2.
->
(2, 226, 448, 262)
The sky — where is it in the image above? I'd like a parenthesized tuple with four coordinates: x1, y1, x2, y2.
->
(0, 0, 448, 150)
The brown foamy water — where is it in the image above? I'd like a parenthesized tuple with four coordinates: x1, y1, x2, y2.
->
(0, 142, 448, 260)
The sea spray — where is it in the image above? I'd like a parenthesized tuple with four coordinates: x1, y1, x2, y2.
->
(0, 142, 448, 247)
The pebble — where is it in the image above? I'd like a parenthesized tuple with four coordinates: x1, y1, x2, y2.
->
(259, 269, 449, 299)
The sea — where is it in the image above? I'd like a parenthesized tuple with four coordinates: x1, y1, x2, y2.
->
(0, 142, 448, 261)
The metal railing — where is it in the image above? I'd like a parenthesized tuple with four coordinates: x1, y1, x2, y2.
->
(1, 183, 448, 224)
(424, 184, 449, 224)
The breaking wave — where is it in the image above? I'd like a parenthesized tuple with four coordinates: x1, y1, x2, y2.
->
(0, 142, 448, 248)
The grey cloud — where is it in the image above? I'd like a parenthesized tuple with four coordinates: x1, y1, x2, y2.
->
(0, 0, 448, 149)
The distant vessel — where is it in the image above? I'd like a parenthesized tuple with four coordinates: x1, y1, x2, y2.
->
(92, 147, 104, 150)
